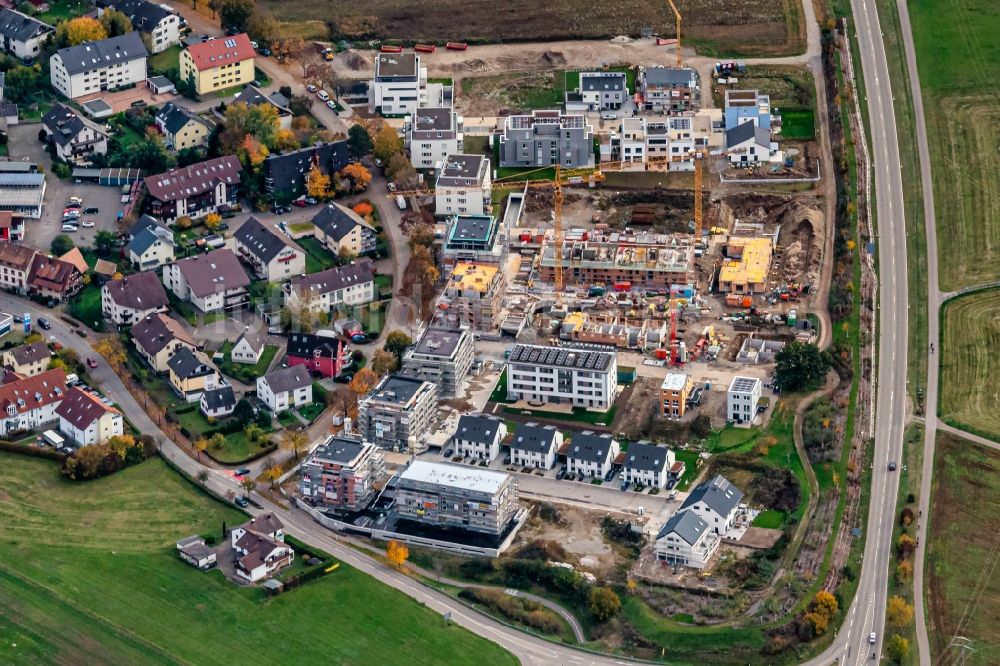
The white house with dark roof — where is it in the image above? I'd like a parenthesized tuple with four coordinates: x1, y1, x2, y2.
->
(128, 222, 175, 270)
(162, 248, 250, 313)
(49, 32, 148, 100)
(200, 385, 236, 419)
(565, 71, 627, 111)
(0, 368, 67, 436)
(509, 423, 562, 470)
(56, 386, 123, 446)
(639, 66, 699, 112)
(257, 365, 312, 414)
(41, 103, 107, 164)
(406, 107, 463, 170)
(565, 432, 620, 479)
(282, 260, 376, 312)
(233, 216, 305, 281)
(155, 102, 212, 150)
(679, 474, 745, 536)
(311, 202, 376, 257)
(622, 441, 674, 489)
(101, 271, 169, 326)
(97, 0, 180, 53)
(452, 413, 506, 462)
(725, 122, 776, 166)
(231, 513, 293, 582)
(231, 327, 265, 365)
(654, 509, 719, 569)
(434, 154, 491, 217)
(0, 8, 52, 61)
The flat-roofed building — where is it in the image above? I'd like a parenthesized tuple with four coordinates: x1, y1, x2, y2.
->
(727, 376, 762, 424)
(406, 106, 463, 170)
(506, 343, 617, 411)
(441, 214, 506, 266)
(370, 52, 426, 116)
(299, 435, 386, 512)
(439, 262, 506, 332)
(0, 172, 46, 218)
(395, 460, 519, 536)
(434, 154, 491, 217)
(718, 237, 773, 294)
(357, 374, 438, 450)
(660, 372, 692, 418)
(401, 326, 474, 398)
(498, 110, 593, 168)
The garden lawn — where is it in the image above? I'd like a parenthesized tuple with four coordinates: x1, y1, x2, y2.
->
(779, 108, 815, 140)
(297, 236, 338, 273)
(0, 455, 516, 665)
(297, 401, 326, 423)
(149, 45, 181, 75)
(218, 341, 279, 384)
(68, 283, 104, 332)
(504, 405, 616, 426)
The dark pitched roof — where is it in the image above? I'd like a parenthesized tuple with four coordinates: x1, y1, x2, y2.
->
(454, 414, 503, 445)
(680, 474, 744, 517)
(0, 242, 36, 271)
(28, 254, 79, 293)
(128, 225, 170, 257)
(131, 312, 195, 356)
(311, 201, 373, 242)
(55, 32, 148, 76)
(155, 102, 207, 136)
(623, 442, 669, 473)
(237, 512, 284, 536)
(234, 216, 298, 264)
(567, 432, 616, 464)
(167, 347, 214, 379)
(656, 509, 709, 544)
(725, 122, 771, 150)
(56, 385, 118, 429)
(237, 84, 289, 113)
(581, 72, 625, 92)
(287, 260, 375, 300)
(43, 103, 94, 148)
(172, 249, 250, 298)
(510, 423, 559, 454)
(643, 67, 696, 87)
(201, 385, 235, 411)
(103, 271, 168, 311)
(145, 155, 242, 203)
(128, 214, 163, 238)
(264, 141, 349, 195)
(286, 332, 337, 359)
(0, 8, 52, 43)
(234, 327, 265, 354)
(6, 342, 49, 366)
(100, 0, 172, 33)
(262, 365, 311, 394)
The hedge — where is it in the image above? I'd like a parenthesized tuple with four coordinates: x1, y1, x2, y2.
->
(0, 439, 66, 461)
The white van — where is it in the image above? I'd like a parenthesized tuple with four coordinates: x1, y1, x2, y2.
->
(601, 112, 618, 120)
(396, 195, 407, 210)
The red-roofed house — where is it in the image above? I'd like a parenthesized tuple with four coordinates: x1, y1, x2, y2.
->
(56, 386, 124, 446)
(144, 155, 242, 223)
(0, 368, 67, 436)
(27, 254, 82, 302)
(179, 33, 255, 96)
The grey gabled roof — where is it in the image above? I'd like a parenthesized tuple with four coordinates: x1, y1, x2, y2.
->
(510, 423, 558, 454)
(657, 509, 708, 545)
(453, 414, 503, 445)
(156, 102, 208, 136)
(624, 442, 669, 473)
(201, 385, 235, 411)
(43, 103, 104, 148)
(287, 260, 375, 300)
(128, 226, 164, 257)
(234, 327, 265, 354)
(262, 365, 311, 395)
(0, 8, 52, 44)
(312, 202, 374, 242)
(99, 0, 173, 33)
(235, 216, 298, 264)
(680, 474, 743, 518)
(55, 32, 148, 76)
(725, 122, 771, 150)
(581, 72, 625, 92)
(167, 347, 212, 379)
(567, 432, 615, 464)
(643, 66, 696, 87)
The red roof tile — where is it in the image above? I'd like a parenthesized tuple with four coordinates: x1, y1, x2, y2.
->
(185, 33, 254, 72)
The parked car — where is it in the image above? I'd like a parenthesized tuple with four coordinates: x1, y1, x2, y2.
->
(61, 224, 78, 232)
(304, 196, 317, 205)
(65, 201, 80, 209)
(216, 222, 229, 231)
(259, 47, 271, 56)
(37, 317, 51, 330)
(306, 84, 317, 93)
(271, 204, 291, 215)
(46, 298, 57, 308)
(565, 472, 576, 481)
(374, 158, 383, 168)
(277, 220, 290, 236)
(556, 467, 567, 480)
(235, 467, 251, 476)
(68, 196, 82, 204)
(620, 480, 630, 491)
(84, 207, 99, 215)
(504, 454, 511, 465)
(81, 220, 94, 228)
(87, 357, 98, 368)
(442, 448, 454, 458)
(234, 496, 249, 508)
(326, 100, 337, 110)
(317, 90, 329, 101)
(292, 198, 308, 207)
(249, 40, 259, 48)
(12, 314, 22, 323)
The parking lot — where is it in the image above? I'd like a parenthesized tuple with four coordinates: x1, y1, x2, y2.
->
(8, 124, 130, 253)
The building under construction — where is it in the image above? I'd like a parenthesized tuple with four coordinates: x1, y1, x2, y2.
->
(437, 262, 507, 331)
(718, 237, 773, 294)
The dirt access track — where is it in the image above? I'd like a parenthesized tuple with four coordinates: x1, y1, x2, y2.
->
(272, 0, 805, 58)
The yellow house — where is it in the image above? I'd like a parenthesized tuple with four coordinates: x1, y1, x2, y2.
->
(660, 372, 693, 418)
(155, 102, 212, 150)
(180, 33, 256, 96)
(166, 347, 220, 403)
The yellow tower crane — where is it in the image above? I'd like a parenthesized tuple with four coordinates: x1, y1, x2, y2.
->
(666, 0, 683, 68)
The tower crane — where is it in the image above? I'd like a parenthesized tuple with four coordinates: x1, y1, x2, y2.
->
(666, 0, 683, 68)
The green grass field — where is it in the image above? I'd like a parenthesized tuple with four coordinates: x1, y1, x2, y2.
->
(0, 455, 516, 665)
(938, 289, 1000, 441)
(297, 236, 339, 273)
(149, 45, 181, 76)
(926, 434, 1000, 664)
(218, 340, 279, 384)
(910, 0, 1000, 290)
(779, 108, 815, 140)
(68, 283, 104, 332)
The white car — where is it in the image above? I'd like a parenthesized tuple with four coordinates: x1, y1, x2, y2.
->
(61, 224, 78, 232)
(869, 632, 876, 644)
(326, 100, 336, 110)
(306, 84, 317, 93)
(317, 90, 329, 101)
(250, 40, 259, 49)
(68, 196, 82, 204)
(81, 220, 95, 228)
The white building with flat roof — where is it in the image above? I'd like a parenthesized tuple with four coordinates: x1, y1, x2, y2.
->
(506, 344, 617, 410)
(434, 154, 491, 217)
(727, 376, 762, 424)
(406, 107, 463, 170)
(370, 52, 426, 116)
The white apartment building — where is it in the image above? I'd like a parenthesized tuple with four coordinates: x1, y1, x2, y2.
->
(50, 33, 148, 100)
(565, 432, 620, 479)
(434, 154, 491, 217)
(56, 386, 124, 447)
(452, 414, 507, 462)
(602, 117, 697, 171)
(727, 375, 762, 424)
(654, 509, 719, 569)
(508, 423, 562, 470)
(101, 271, 169, 327)
(370, 52, 426, 116)
(162, 249, 250, 313)
(98, 0, 181, 54)
(622, 441, 675, 489)
(407, 107, 463, 170)
(680, 475, 745, 536)
(282, 260, 376, 313)
(505, 344, 617, 410)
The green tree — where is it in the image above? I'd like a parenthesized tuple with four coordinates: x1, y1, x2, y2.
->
(51, 234, 74, 256)
(386, 152, 416, 187)
(219, 0, 255, 32)
(588, 586, 621, 622)
(220, 101, 279, 154)
(94, 230, 116, 254)
(247, 8, 279, 45)
(348, 124, 373, 158)
(233, 398, 255, 425)
(383, 330, 412, 363)
(774, 341, 831, 392)
(886, 634, 909, 663)
(371, 349, 398, 377)
(4, 64, 42, 104)
(99, 8, 133, 37)
(372, 124, 402, 163)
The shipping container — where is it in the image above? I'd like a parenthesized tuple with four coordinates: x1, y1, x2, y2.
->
(414, 44, 436, 53)
(446, 42, 468, 50)
(380, 45, 403, 53)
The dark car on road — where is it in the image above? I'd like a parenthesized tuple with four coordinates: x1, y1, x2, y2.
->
(556, 467, 567, 480)
(37, 317, 51, 330)
(235, 467, 251, 476)
(83, 207, 99, 214)
(234, 496, 249, 508)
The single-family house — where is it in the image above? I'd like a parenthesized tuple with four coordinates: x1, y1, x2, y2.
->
(285, 332, 341, 379)
(155, 102, 212, 150)
(101, 271, 169, 326)
(162, 248, 250, 313)
(233, 216, 306, 281)
(263, 141, 349, 203)
(50, 32, 148, 100)
(679, 474, 744, 536)
(0, 241, 34, 292)
(622, 441, 674, 489)
(231, 327, 265, 365)
(180, 33, 255, 96)
(200, 385, 236, 419)
(176, 535, 217, 569)
(130, 312, 196, 373)
(0, 8, 52, 61)
(2, 342, 50, 377)
(128, 222, 175, 270)
(56, 386, 124, 446)
(256, 365, 312, 414)
(97, 0, 180, 53)
(167, 347, 220, 402)
(0, 368, 67, 436)
(452, 413, 506, 462)
(144, 155, 242, 223)
(41, 103, 108, 164)
(727, 376, 762, 424)
(27, 254, 81, 302)
(565, 432, 620, 479)
(725, 122, 776, 166)
(508, 423, 562, 470)
(311, 202, 376, 257)
(230, 513, 293, 583)
(282, 260, 376, 313)
(565, 71, 627, 111)
(654, 509, 719, 569)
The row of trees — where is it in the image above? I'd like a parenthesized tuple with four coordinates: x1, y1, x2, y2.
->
(61, 435, 157, 481)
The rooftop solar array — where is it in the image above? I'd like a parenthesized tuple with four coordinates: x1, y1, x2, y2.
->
(507, 344, 613, 371)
